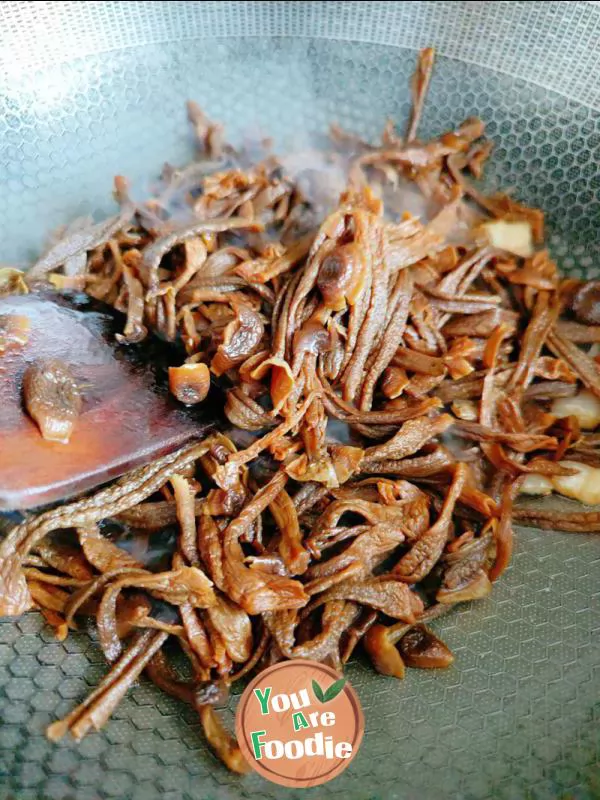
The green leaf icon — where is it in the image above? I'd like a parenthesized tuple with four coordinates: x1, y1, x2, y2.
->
(312, 679, 325, 703)
(312, 677, 346, 703)
(323, 677, 346, 702)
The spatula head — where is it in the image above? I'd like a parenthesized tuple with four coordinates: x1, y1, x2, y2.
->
(0, 292, 208, 510)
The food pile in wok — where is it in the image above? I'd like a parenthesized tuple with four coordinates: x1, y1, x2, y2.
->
(1, 49, 599, 772)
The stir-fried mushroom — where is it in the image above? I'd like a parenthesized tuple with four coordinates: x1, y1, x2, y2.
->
(169, 362, 211, 404)
(23, 359, 82, 444)
(1, 47, 599, 775)
(399, 625, 455, 669)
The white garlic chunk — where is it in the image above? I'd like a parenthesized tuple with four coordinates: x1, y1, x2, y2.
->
(551, 461, 600, 506)
(551, 389, 600, 430)
(519, 474, 553, 496)
(482, 220, 533, 258)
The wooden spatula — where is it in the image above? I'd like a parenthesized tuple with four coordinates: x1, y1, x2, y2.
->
(0, 292, 209, 510)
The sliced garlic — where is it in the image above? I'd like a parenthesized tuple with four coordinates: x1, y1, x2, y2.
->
(550, 389, 600, 430)
(551, 461, 600, 506)
(0, 267, 29, 296)
(519, 474, 553, 496)
(451, 399, 479, 421)
(482, 220, 533, 258)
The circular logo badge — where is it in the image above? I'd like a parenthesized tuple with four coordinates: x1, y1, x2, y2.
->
(235, 659, 364, 788)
